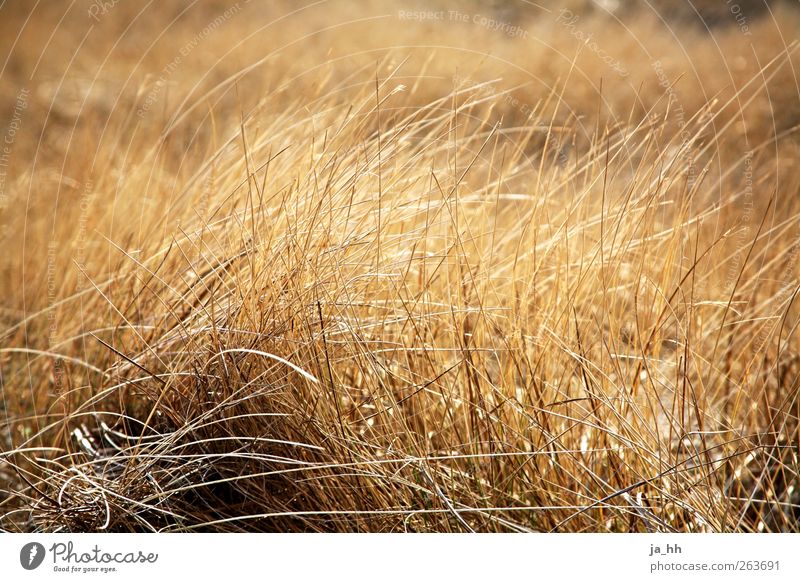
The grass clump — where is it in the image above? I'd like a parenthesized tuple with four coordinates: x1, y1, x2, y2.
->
(1, 0, 799, 532)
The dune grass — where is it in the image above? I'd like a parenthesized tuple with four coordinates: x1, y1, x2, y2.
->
(1, 0, 799, 532)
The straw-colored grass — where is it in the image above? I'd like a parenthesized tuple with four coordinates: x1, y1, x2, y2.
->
(1, 0, 799, 532)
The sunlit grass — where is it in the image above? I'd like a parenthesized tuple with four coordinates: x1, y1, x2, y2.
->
(0, 0, 798, 532)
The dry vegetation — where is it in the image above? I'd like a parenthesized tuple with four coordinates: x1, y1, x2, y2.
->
(1, 0, 799, 532)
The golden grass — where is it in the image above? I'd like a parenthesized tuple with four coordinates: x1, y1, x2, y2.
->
(1, 0, 799, 532)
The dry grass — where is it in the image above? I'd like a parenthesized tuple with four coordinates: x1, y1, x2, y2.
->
(1, 0, 799, 532)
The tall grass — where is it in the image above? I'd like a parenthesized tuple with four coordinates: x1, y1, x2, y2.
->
(1, 0, 799, 532)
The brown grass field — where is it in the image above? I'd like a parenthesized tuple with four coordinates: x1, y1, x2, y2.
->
(1, 0, 799, 532)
